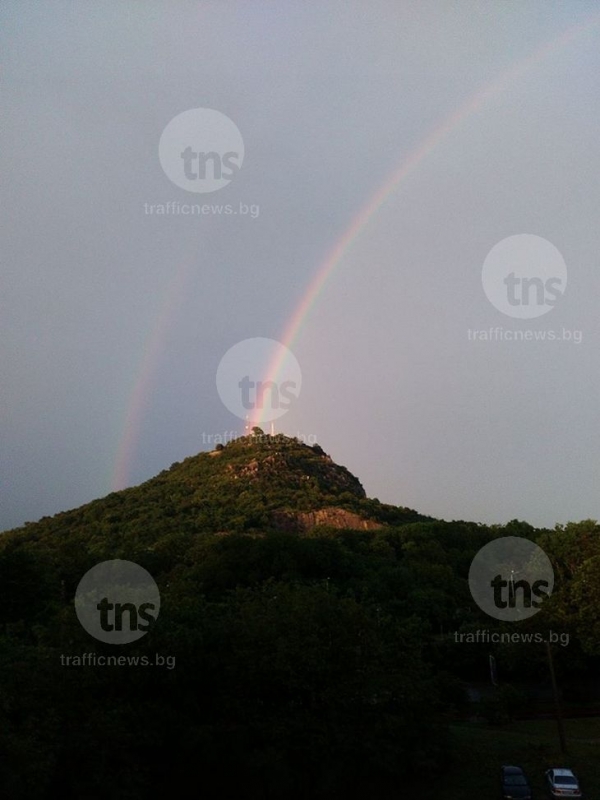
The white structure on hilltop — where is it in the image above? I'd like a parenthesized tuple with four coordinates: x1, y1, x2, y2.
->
(242, 417, 275, 436)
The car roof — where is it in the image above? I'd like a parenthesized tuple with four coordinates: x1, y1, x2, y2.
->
(552, 769, 576, 777)
(502, 766, 524, 774)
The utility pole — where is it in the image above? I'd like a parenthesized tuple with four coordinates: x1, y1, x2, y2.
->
(489, 654, 498, 687)
(546, 641, 567, 754)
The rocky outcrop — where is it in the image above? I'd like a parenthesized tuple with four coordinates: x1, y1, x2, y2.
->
(272, 506, 384, 533)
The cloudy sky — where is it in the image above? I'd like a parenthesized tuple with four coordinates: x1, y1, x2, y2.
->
(2, 1, 600, 531)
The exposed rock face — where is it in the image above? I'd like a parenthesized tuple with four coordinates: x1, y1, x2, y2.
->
(223, 446, 366, 500)
(297, 507, 384, 531)
(271, 506, 384, 533)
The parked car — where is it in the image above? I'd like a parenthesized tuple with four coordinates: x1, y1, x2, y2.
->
(545, 768, 582, 798)
(501, 765, 533, 799)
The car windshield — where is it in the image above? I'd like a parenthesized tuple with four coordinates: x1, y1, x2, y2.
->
(506, 776, 527, 785)
(555, 776, 577, 786)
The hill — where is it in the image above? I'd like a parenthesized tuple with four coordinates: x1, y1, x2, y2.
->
(3, 431, 427, 549)
(0, 433, 598, 799)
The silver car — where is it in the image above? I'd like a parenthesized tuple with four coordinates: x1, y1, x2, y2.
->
(545, 768, 582, 798)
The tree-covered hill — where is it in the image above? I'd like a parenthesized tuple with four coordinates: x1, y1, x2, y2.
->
(2, 431, 428, 553)
(0, 433, 599, 799)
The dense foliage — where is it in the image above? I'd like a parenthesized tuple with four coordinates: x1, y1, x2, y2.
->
(0, 434, 598, 798)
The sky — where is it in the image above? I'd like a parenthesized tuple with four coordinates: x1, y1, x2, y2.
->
(2, 1, 600, 531)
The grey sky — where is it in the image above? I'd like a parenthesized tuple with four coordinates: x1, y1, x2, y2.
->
(2, 1, 599, 530)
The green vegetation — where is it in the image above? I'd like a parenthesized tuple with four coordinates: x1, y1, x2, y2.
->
(0, 434, 599, 798)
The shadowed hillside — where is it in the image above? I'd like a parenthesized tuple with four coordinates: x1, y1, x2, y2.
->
(0, 434, 598, 799)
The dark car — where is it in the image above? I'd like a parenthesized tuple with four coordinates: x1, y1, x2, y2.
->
(501, 765, 533, 800)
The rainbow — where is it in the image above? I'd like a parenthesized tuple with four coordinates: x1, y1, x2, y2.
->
(112, 11, 600, 487)
(111, 258, 192, 490)
(250, 11, 600, 430)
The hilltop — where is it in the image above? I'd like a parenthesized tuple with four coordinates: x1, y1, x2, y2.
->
(4, 432, 428, 549)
